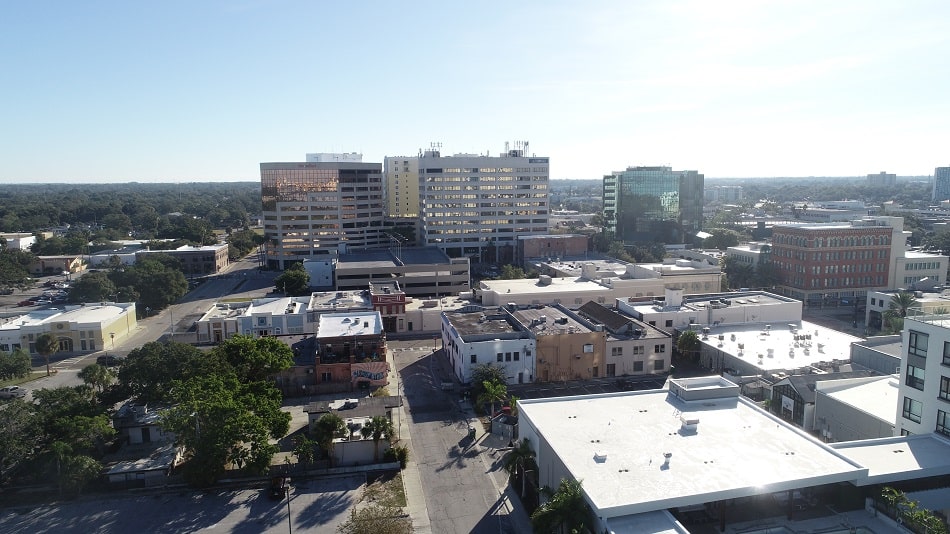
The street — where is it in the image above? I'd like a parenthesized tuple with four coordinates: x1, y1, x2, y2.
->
(0, 475, 364, 534)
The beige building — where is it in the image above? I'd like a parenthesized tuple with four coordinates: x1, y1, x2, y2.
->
(0, 302, 137, 355)
(512, 306, 605, 383)
(137, 244, 230, 275)
(384, 156, 420, 217)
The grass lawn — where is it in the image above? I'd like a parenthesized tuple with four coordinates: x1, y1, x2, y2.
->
(0, 371, 46, 388)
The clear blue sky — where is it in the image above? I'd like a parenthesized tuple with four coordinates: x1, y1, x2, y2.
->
(1, 0, 947, 183)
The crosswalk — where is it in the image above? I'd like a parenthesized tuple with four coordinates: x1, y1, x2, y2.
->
(52, 355, 90, 370)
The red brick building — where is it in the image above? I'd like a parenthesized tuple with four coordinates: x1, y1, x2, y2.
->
(771, 219, 897, 308)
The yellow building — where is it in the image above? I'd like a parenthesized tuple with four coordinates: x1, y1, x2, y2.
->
(0, 302, 137, 355)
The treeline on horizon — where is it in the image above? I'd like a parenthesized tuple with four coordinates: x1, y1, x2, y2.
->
(0, 177, 936, 236)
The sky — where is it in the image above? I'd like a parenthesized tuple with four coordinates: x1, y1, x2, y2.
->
(1, 0, 948, 184)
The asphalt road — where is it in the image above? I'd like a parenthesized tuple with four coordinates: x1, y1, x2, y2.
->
(0, 475, 364, 534)
(393, 341, 528, 534)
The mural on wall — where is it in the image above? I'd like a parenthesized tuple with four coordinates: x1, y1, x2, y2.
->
(351, 361, 388, 386)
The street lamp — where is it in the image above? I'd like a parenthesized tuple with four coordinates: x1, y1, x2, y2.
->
(285, 482, 292, 534)
(110, 332, 115, 350)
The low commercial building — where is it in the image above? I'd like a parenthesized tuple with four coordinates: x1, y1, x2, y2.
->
(29, 255, 84, 275)
(517, 234, 590, 264)
(137, 244, 229, 275)
(313, 312, 387, 394)
(194, 292, 372, 343)
(479, 259, 721, 308)
(575, 301, 670, 377)
(441, 308, 535, 386)
(814, 376, 898, 442)
(0, 232, 36, 250)
(0, 302, 137, 355)
(335, 247, 470, 298)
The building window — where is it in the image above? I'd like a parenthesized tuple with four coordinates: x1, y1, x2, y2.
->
(633, 346, 644, 355)
(655, 344, 666, 353)
(900, 428, 913, 437)
(906, 363, 926, 390)
(321, 372, 332, 382)
(505, 352, 512, 362)
(583, 344, 594, 353)
(471, 355, 477, 364)
(938, 410, 950, 437)
(654, 359, 664, 371)
(633, 361, 644, 372)
(908, 330, 928, 358)
(940, 376, 950, 401)
(611, 347, 623, 357)
(665, 320, 673, 327)
(513, 351, 520, 361)
(943, 342, 950, 366)
(497, 353, 503, 362)
(902, 397, 923, 423)
(606, 363, 616, 377)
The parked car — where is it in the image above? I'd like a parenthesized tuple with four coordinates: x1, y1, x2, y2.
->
(96, 354, 124, 367)
(0, 287, 13, 295)
(17, 300, 34, 306)
(0, 386, 27, 399)
(268, 476, 289, 500)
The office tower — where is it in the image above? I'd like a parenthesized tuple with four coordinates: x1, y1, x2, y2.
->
(418, 142, 549, 263)
(933, 167, 950, 202)
(384, 156, 420, 217)
(602, 166, 704, 245)
(260, 157, 385, 269)
(867, 171, 896, 187)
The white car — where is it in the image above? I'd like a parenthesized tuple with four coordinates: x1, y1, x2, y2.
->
(0, 386, 28, 399)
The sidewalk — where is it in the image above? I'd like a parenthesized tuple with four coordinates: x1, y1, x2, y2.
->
(392, 363, 432, 534)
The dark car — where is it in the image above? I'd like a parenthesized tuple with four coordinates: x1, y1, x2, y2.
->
(268, 476, 288, 500)
(18, 300, 34, 306)
(96, 355, 123, 367)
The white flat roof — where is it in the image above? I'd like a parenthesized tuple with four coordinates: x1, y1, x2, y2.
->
(1, 304, 131, 330)
(817, 376, 899, 425)
(316, 312, 383, 338)
(831, 434, 950, 486)
(481, 277, 607, 295)
(247, 297, 304, 315)
(700, 321, 860, 372)
(519, 382, 865, 517)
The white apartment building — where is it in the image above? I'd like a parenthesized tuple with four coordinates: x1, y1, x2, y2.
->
(383, 156, 420, 217)
(260, 158, 387, 269)
(419, 143, 549, 262)
(441, 309, 536, 386)
(896, 311, 950, 438)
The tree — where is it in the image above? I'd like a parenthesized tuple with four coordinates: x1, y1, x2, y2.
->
(78, 363, 115, 396)
(676, 330, 700, 363)
(0, 348, 32, 380)
(67, 271, 117, 303)
(209, 335, 294, 383)
(0, 399, 41, 484)
(292, 435, 317, 465)
(888, 291, 918, 319)
(35, 332, 59, 377)
(531, 478, 591, 534)
(161, 373, 290, 486)
(503, 439, 538, 498)
(60, 454, 102, 496)
(360, 416, 395, 463)
(275, 263, 310, 296)
(118, 341, 204, 403)
(499, 264, 526, 279)
(312, 413, 346, 466)
(477, 379, 508, 418)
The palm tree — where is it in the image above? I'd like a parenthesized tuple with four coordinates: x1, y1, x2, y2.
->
(477, 379, 507, 418)
(35, 333, 59, 377)
(78, 363, 115, 397)
(884, 291, 918, 333)
(503, 439, 538, 498)
(312, 413, 346, 466)
(531, 478, 591, 534)
(360, 416, 395, 463)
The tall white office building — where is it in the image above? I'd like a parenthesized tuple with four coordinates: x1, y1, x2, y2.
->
(418, 142, 550, 264)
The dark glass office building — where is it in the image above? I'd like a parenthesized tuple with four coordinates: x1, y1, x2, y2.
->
(602, 166, 704, 245)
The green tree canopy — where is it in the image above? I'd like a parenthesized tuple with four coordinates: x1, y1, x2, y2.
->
(0, 348, 32, 381)
(531, 478, 591, 534)
(78, 363, 115, 395)
(0, 399, 41, 484)
(275, 264, 311, 296)
(67, 271, 118, 303)
(162, 373, 290, 486)
(477, 379, 508, 418)
(117, 341, 205, 404)
(360, 415, 395, 462)
(312, 413, 347, 466)
(209, 335, 294, 383)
